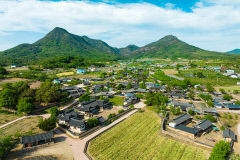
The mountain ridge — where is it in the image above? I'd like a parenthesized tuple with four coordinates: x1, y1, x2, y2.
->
(0, 27, 239, 65)
(227, 49, 240, 54)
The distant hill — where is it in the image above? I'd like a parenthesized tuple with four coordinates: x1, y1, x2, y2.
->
(127, 35, 238, 60)
(227, 49, 240, 54)
(0, 27, 239, 65)
(119, 45, 139, 57)
(0, 27, 121, 65)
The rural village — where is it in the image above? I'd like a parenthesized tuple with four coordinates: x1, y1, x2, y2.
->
(0, 58, 240, 160)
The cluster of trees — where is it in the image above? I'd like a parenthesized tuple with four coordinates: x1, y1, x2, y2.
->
(0, 82, 35, 113)
(0, 136, 15, 159)
(223, 94, 233, 101)
(145, 92, 169, 106)
(0, 67, 8, 79)
(86, 118, 99, 128)
(13, 70, 52, 82)
(204, 114, 217, 122)
(41, 56, 86, 69)
(170, 106, 181, 115)
(209, 140, 230, 160)
(194, 71, 205, 78)
(79, 93, 90, 102)
(38, 117, 57, 131)
(198, 93, 214, 107)
(36, 82, 68, 104)
(0, 81, 68, 114)
(38, 106, 59, 131)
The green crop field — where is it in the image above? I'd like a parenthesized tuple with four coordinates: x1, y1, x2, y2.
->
(88, 110, 210, 160)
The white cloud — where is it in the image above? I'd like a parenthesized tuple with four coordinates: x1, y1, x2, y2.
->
(0, 0, 240, 51)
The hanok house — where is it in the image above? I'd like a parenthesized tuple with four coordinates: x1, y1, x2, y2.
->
(60, 86, 85, 98)
(21, 131, 54, 148)
(57, 109, 83, 125)
(175, 124, 200, 139)
(172, 100, 193, 112)
(75, 100, 111, 117)
(169, 114, 192, 128)
(223, 128, 236, 142)
(195, 119, 213, 134)
(68, 118, 86, 134)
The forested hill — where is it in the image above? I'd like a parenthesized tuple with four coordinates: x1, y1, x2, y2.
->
(124, 35, 239, 60)
(0, 27, 121, 65)
(227, 49, 240, 54)
(0, 27, 239, 65)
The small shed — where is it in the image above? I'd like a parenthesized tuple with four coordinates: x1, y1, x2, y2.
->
(21, 131, 54, 147)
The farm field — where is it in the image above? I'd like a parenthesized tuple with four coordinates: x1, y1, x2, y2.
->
(0, 116, 43, 137)
(177, 69, 240, 86)
(162, 69, 179, 75)
(214, 86, 240, 92)
(0, 78, 28, 86)
(0, 110, 20, 126)
(88, 110, 210, 160)
(56, 71, 75, 77)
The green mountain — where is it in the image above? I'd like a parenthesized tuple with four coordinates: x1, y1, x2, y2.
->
(0, 27, 121, 65)
(128, 35, 238, 60)
(0, 28, 239, 65)
(227, 49, 240, 54)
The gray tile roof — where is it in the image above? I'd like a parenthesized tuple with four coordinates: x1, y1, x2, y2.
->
(69, 118, 85, 127)
(196, 119, 212, 130)
(175, 124, 200, 135)
(21, 131, 54, 144)
(173, 114, 191, 126)
(223, 128, 236, 141)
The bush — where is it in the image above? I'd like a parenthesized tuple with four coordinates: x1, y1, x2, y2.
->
(0, 136, 15, 159)
(118, 109, 124, 114)
(129, 105, 134, 109)
(209, 140, 230, 160)
(87, 118, 99, 128)
(49, 106, 59, 117)
(204, 114, 217, 122)
(108, 113, 116, 119)
(223, 94, 233, 101)
(188, 109, 195, 116)
(38, 117, 57, 131)
(79, 93, 90, 102)
(220, 126, 225, 131)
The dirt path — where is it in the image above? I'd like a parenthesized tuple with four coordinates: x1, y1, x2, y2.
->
(0, 99, 77, 129)
(238, 120, 240, 137)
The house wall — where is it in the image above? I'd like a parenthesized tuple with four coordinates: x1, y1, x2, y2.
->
(167, 126, 195, 139)
(70, 125, 85, 134)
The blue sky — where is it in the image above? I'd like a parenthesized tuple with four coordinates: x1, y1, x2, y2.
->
(0, 0, 240, 52)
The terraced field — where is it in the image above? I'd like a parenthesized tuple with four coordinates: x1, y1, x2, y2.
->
(88, 110, 210, 160)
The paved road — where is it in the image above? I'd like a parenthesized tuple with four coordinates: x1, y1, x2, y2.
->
(167, 74, 184, 81)
(57, 101, 145, 160)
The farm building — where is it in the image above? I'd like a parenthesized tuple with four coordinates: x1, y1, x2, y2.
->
(68, 118, 86, 134)
(169, 114, 191, 128)
(223, 128, 236, 142)
(75, 100, 111, 117)
(21, 131, 54, 148)
(174, 124, 200, 139)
